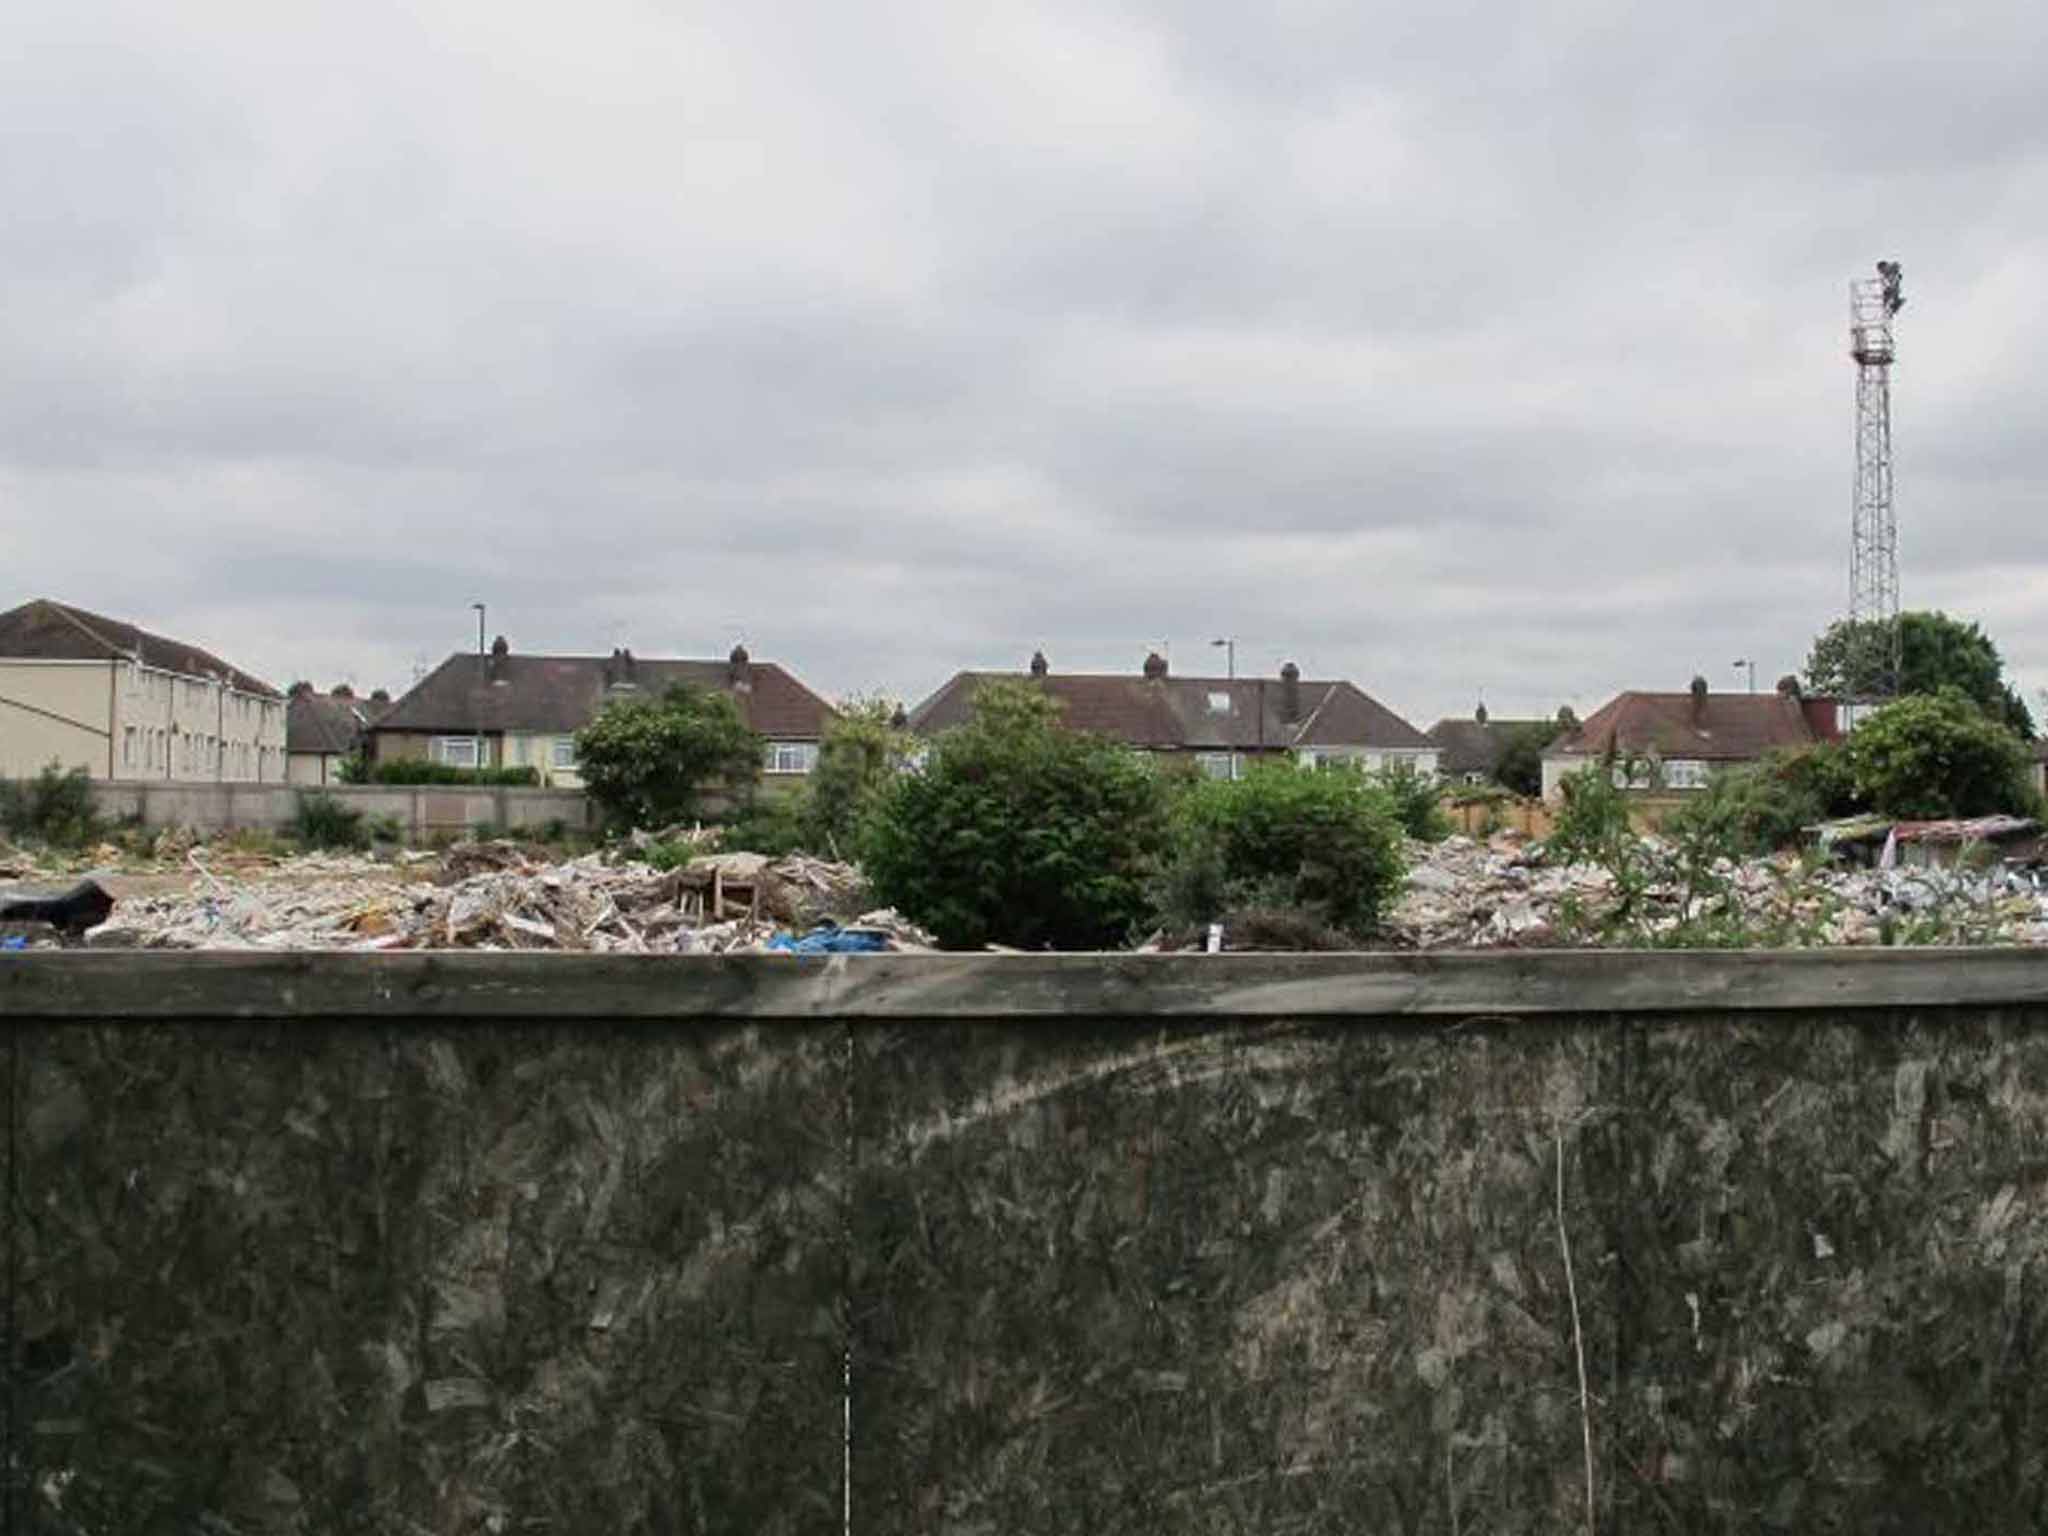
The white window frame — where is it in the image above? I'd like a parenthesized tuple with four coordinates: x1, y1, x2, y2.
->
(1196, 751, 1236, 780)
(1663, 759, 1711, 791)
(434, 736, 482, 769)
(550, 738, 577, 770)
(764, 740, 817, 775)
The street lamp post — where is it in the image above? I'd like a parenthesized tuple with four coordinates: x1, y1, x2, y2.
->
(472, 603, 488, 768)
(1732, 658, 1756, 694)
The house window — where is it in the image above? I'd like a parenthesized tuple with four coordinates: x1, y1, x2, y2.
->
(1664, 759, 1710, 791)
(434, 737, 482, 768)
(551, 738, 577, 770)
(765, 741, 818, 775)
(123, 727, 136, 769)
(1196, 752, 1236, 780)
(1207, 691, 1232, 715)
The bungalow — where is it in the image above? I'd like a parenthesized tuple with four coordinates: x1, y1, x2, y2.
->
(367, 637, 836, 788)
(908, 650, 1438, 778)
(1427, 704, 1565, 788)
(286, 683, 391, 786)
(1542, 675, 1840, 799)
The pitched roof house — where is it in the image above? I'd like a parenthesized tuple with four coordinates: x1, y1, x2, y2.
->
(0, 597, 286, 782)
(1541, 675, 1841, 798)
(286, 683, 391, 786)
(1427, 704, 1564, 786)
(368, 637, 837, 787)
(908, 651, 1437, 777)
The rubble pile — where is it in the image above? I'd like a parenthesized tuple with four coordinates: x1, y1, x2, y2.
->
(85, 842, 929, 954)
(1387, 833, 2048, 950)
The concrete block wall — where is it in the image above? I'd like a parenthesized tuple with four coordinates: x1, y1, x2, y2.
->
(79, 778, 596, 840)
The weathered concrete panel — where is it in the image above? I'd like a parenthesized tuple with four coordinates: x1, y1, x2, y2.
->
(14, 1021, 844, 1534)
(1614, 1008, 2048, 1531)
(853, 1019, 1615, 1532)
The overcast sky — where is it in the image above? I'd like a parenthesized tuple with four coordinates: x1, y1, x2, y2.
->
(8, 0, 2046, 727)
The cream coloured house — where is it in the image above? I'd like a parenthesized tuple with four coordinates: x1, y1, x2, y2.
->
(0, 598, 286, 783)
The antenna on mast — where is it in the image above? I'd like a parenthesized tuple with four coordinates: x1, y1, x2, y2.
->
(1846, 259, 1904, 708)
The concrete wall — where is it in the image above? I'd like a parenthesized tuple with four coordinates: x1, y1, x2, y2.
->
(0, 658, 113, 777)
(78, 778, 596, 838)
(6, 950, 2048, 1533)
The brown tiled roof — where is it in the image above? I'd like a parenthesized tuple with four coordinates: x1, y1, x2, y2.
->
(907, 670, 1432, 752)
(1427, 717, 1561, 778)
(1547, 690, 1824, 762)
(287, 693, 372, 756)
(0, 597, 278, 697)
(373, 652, 836, 740)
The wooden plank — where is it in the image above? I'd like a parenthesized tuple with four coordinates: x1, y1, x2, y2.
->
(7, 948, 2048, 1021)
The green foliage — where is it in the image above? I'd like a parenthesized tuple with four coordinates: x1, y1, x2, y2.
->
(292, 791, 368, 850)
(573, 684, 763, 830)
(1844, 688, 2036, 819)
(718, 795, 808, 857)
(1660, 749, 1840, 860)
(367, 813, 406, 845)
(335, 751, 370, 785)
(1362, 759, 1451, 842)
(363, 760, 539, 786)
(0, 761, 103, 848)
(1546, 764, 1634, 865)
(1490, 721, 1556, 797)
(859, 679, 1168, 950)
(1806, 610, 2035, 737)
(801, 698, 912, 856)
(1158, 761, 1407, 938)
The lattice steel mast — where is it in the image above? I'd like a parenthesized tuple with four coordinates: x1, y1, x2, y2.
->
(1847, 260, 1904, 701)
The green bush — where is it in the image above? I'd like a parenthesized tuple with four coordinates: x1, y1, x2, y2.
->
(1546, 763, 1634, 865)
(362, 760, 539, 786)
(860, 680, 1168, 950)
(801, 699, 912, 857)
(1158, 760, 1407, 938)
(292, 791, 368, 850)
(1845, 688, 2035, 818)
(1661, 754, 1831, 859)
(0, 762, 103, 848)
(574, 685, 762, 829)
(1363, 759, 1451, 842)
(718, 795, 808, 857)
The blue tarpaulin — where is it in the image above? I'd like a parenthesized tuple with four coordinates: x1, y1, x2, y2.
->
(765, 925, 890, 955)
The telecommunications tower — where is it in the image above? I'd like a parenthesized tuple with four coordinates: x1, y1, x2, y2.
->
(1847, 260, 1905, 702)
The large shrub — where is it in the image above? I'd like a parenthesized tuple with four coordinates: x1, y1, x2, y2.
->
(0, 761, 103, 848)
(1363, 759, 1451, 842)
(1660, 748, 1843, 859)
(1844, 688, 2036, 819)
(859, 681, 1167, 950)
(573, 684, 762, 830)
(1158, 760, 1407, 938)
(799, 698, 912, 856)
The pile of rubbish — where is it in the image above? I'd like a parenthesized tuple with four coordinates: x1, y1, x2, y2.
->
(1386, 832, 2048, 950)
(69, 841, 934, 954)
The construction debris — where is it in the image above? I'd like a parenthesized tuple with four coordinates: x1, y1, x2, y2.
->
(78, 842, 920, 954)
(1385, 832, 2048, 950)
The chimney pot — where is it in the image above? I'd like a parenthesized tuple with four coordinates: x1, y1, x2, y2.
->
(1474, 700, 1488, 725)
(1776, 674, 1801, 698)
(728, 642, 751, 690)
(1029, 649, 1048, 678)
(1280, 661, 1302, 722)
(1142, 651, 1168, 681)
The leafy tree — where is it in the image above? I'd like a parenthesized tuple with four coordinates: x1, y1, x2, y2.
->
(1546, 764, 1634, 866)
(1805, 611, 2035, 737)
(859, 680, 1167, 949)
(1492, 721, 1558, 797)
(1158, 761, 1407, 938)
(1661, 751, 1836, 859)
(0, 761, 102, 848)
(573, 684, 762, 830)
(800, 697, 913, 856)
(1363, 759, 1451, 842)
(1843, 688, 2036, 819)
